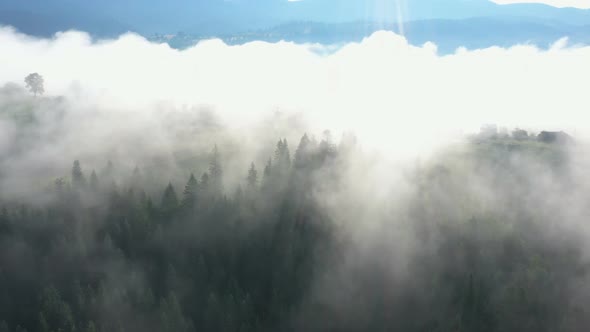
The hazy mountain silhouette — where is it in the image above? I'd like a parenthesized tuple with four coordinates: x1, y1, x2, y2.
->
(1, 0, 588, 45)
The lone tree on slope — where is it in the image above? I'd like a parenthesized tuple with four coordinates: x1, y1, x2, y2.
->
(24, 73, 45, 96)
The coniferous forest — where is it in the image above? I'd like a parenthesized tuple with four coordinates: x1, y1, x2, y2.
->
(1, 124, 590, 332)
(0, 134, 338, 332)
(3, 0, 590, 328)
(0, 71, 590, 332)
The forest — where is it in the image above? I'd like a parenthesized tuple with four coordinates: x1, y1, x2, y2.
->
(1, 82, 590, 332)
(3, 0, 590, 325)
(1, 125, 590, 332)
(0, 132, 341, 332)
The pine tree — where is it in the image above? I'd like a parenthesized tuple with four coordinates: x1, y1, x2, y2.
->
(72, 160, 86, 189)
(292, 134, 313, 191)
(282, 139, 291, 167)
(273, 139, 291, 175)
(161, 183, 179, 211)
(247, 163, 258, 189)
(89, 170, 99, 191)
(54, 177, 66, 196)
(200, 172, 210, 191)
(39, 286, 75, 332)
(273, 140, 283, 164)
(262, 158, 273, 190)
(181, 173, 199, 209)
(264, 159, 272, 179)
(318, 130, 337, 160)
(294, 134, 311, 169)
(208, 145, 223, 196)
(159, 293, 191, 332)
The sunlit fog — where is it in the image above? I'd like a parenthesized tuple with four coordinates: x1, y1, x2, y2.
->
(1, 0, 589, 331)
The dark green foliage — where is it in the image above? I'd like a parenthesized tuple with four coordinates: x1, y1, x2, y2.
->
(273, 139, 291, 178)
(0, 137, 585, 332)
(247, 163, 258, 189)
(71, 160, 86, 190)
(262, 158, 272, 190)
(89, 170, 99, 192)
(161, 183, 179, 211)
(208, 145, 223, 196)
(159, 293, 192, 332)
(0, 139, 338, 332)
(38, 286, 75, 332)
(293, 134, 310, 169)
(181, 174, 198, 210)
(274, 139, 291, 169)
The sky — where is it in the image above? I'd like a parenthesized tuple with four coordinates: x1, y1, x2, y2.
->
(3, 0, 590, 38)
(492, 0, 590, 8)
(287, 0, 590, 9)
(284, 0, 590, 9)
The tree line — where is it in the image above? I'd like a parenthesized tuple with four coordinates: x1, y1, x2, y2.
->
(0, 133, 588, 332)
(0, 134, 338, 332)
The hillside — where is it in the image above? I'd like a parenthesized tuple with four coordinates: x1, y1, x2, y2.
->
(151, 18, 590, 54)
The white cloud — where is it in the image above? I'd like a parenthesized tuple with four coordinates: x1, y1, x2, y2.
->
(491, 0, 590, 9)
(0, 26, 589, 160)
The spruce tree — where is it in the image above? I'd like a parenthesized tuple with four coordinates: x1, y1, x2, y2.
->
(181, 173, 199, 209)
(200, 172, 210, 191)
(262, 158, 273, 190)
(209, 145, 223, 196)
(71, 160, 86, 189)
(294, 134, 311, 169)
(273, 139, 291, 175)
(282, 139, 291, 167)
(247, 163, 258, 189)
(89, 170, 98, 191)
(161, 183, 179, 211)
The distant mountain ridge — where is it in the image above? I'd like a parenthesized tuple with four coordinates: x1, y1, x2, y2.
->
(0, 9, 131, 37)
(149, 18, 590, 54)
(1, 0, 589, 37)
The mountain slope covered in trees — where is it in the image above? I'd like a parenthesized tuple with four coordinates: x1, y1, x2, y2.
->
(1, 125, 589, 331)
(1, 85, 590, 331)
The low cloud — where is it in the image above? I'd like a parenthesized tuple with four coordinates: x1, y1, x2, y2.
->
(2, 24, 590, 331)
(0, 26, 589, 198)
(1, 27, 589, 148)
